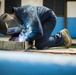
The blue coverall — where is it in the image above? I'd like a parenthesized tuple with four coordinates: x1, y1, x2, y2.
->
(12, 5, 64, 49)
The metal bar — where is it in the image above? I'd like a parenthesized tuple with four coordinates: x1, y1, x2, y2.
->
(0, 50, 76, 75)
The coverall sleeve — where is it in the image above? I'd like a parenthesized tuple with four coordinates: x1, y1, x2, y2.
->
(19, 13, 43, 41)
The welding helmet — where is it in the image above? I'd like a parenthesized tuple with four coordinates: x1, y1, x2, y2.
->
(0, 13, 24, 35)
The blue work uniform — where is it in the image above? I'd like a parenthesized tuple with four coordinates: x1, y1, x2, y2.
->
(13, 5, 64, 49)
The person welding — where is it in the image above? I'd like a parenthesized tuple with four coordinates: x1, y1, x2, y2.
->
(0, 5, 72, 49)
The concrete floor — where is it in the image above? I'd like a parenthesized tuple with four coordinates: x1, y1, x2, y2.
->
(0, 36, 76, 54)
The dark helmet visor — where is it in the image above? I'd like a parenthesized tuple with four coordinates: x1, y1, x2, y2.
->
(0, 13, 24, 35)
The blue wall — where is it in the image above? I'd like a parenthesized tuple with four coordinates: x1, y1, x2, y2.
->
(52, 17, 76, 38)
(0, 17, 64, 37)
(0, 33, 4, 36)
(0, 17, 76, 38)
(52, 17, 64, 35)
(67, 17, 76, 38)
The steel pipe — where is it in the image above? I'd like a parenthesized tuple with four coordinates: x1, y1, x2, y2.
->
(0, 50, 76, 75)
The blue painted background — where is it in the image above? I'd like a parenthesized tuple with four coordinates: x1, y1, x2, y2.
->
(51, 17, 64, 35)
(52, 17, 76, 38)
(67, 17, 76, 38)
(0, 33, 4, 36)
(0, 17, 76, 38)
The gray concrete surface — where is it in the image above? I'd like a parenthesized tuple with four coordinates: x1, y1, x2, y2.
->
(0, 36, 76, 52)
(0, 36, 30, 50)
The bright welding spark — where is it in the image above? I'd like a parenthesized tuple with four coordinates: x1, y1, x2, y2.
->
(19, 6, 37, 42)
